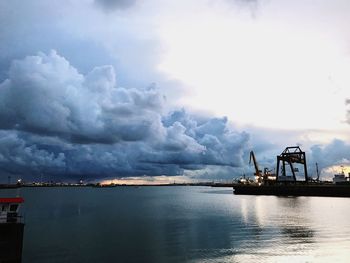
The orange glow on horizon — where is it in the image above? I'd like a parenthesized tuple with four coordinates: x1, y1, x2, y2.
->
(100, 176, 192, 185)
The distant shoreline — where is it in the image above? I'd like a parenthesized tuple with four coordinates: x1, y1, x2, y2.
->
(0, 182, 235, 189)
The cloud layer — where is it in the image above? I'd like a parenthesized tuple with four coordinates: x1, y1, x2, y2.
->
(94, 0, 138, 11)
(0, 51, 249, 181)
(1, 0, 350, 182)
(309, 139, 350, 177)
(0, 51, 166, 144)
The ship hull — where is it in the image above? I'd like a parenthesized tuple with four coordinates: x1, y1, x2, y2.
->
(233, 184, 350, 197)
(0, 223, 24, 263)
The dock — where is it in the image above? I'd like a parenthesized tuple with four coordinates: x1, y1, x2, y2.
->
(233, 146, 350, 198)
(233, 183, 350, 197)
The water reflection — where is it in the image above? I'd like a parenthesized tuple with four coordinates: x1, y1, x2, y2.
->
(231, 194, 350, 263)
(2, 187, 350, 262)
(281, 225, 314, 241)
(190, 195, 318, 262)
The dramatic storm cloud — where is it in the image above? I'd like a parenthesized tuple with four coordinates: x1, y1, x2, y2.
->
(0, 52, 250, 181)
(1, 0, 350, 182)
(0, 51, 164, 144)
(0, 131, 65, 176)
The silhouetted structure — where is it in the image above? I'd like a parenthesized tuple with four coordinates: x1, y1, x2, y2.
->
(276, 146, 308, 183)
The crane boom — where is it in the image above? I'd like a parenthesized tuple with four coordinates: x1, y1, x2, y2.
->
(249, 151, 262, 183)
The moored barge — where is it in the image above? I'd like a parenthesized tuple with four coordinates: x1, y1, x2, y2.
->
(233, 146, 350, 197)
(233, 183, 350, 197)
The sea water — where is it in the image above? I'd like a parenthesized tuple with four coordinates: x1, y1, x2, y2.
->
(1, 186, 350, 262)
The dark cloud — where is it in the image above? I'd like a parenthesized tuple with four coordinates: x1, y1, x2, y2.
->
(0, 51, 164, 144)
(94, 0, 137, 11)
(310, 139, 350, 167)
(309, 139, 350, 178)
(0, 52, 250, 182)
(0, 131, 65, 177)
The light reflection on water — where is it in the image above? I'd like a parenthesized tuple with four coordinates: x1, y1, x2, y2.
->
(199, 194, 350, 263)
(1, 186, 350, 262)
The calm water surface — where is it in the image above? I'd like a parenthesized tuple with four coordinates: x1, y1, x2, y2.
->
(2, 186, 350, 262)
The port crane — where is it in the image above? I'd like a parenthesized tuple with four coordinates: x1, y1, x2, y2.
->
(249, 151, 276, 184)
(249, 151, 262, 184)
(276, 146, 308, 182)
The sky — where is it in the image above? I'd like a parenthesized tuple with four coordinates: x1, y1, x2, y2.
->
(1, 0, 350, 183)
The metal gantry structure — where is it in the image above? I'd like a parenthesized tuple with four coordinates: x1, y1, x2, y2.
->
(276, 146, 308, 183)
